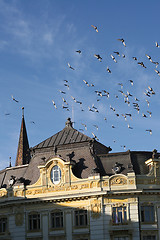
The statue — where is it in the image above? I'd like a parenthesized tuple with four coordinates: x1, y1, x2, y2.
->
(8, 175, 16, 187)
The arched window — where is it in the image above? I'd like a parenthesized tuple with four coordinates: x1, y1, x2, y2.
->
(50, 165, 61, 184)
(0, 217, 7, 233)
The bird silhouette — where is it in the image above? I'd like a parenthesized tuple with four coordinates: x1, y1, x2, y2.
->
(93, 125, 98, 130)
(147, 111, 152, 117)
(142, 113, 147, 118)
(114, 51, 120, 56)
(91, 25, 98, 32)
(92, 132, 99, 141)
(52, 100, 57, 109)
(83, 80, 90, 87)
(155, 69, 160, 76)
(133, 57, 137, 61)
(64, 83, 69, 89)
(129, 80, 134, 85)
(82, 123, 87, 130)
(117, 38, 126, 47)
(88, 107, 94, 112)
(107, 66, 111, 73)
(127, 124, 133, 129)
(111, 54, 117, 63)
(118, 83, 123, 89)
(62, 105, 69, 111)
(68, 63, 75, 70)
(11, 95, 19, 103)
(137, 62, 146, 68)
(155, 42, 160, 48)
(62, 97, 68, 105)
(59, 90, 66, 94)
(146, 129, 152, 135)
(94, 54, 102, 62)
(145, 54, 152, 61)
(145, 99, 150, 107)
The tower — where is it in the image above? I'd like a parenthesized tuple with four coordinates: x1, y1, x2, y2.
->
(15, 107, 30, 166)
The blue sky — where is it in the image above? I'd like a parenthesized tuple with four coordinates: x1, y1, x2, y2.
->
(0, 0, 160, 170)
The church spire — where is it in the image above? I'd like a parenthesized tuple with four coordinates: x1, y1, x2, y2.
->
(15, 107, 30, 166)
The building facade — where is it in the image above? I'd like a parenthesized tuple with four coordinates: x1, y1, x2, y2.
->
(0, 115, 160, 240)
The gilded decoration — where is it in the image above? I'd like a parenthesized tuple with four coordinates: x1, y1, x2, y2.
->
(103, 181, 109, 187)
(110, 176, 127, 185)
(129, 180, 135, 185)
(104, 198, 128, 204)
(90, 181, 97, 188)
(91, 199, 101, 219)
(0, 190, 7, 197)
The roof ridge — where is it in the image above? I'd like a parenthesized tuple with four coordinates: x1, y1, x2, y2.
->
(32, 126, 93, 149)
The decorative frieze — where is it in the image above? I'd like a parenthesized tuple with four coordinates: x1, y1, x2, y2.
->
(110, 176, 127, 185)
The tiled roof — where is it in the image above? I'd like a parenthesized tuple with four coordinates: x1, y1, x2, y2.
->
(98, 150, 152, 176)
(0, 165, 28, 188)
(33, 126, 93, 149)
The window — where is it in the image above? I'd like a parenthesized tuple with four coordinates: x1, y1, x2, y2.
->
(141, 206, 155, 223)
(0, 217, 7, 233)
(112, 206, 127, 224)
(51, 165, 61, 184)
(143, 236, 156, 240)
(114, 237, 129, 240)
(28, 213, 40, 231)
(75, 210, 88, 227)
(51, 211, 63, 229)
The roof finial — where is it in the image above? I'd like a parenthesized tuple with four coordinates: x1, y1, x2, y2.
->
(65, 117, 73, 128)
(9, 156, 12, 168)
(22, 107, 24, 118)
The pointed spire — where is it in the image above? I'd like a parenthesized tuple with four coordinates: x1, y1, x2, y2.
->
(15, 107, 30, 166)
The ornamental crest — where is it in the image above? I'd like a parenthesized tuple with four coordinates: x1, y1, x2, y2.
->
(110, 176, 127, 185)
(91, 199, 101, 219)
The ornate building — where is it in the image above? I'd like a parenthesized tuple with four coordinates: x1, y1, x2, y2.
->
(0, 113, 160, 240)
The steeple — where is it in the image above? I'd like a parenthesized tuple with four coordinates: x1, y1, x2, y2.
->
(15, 107, 30, 166)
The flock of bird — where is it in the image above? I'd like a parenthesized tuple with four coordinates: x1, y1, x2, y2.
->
(10, 25, 160, 150)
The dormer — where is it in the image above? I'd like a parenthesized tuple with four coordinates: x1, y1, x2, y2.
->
(145, 149, 160, 177)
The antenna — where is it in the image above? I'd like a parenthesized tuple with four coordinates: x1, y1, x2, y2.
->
(72, 102, 74, 128)
(9, 156, 12, 167)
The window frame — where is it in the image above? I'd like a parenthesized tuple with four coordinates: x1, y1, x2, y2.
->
(28, 212, 41, 231)
(142, 236, 156, 240)
(114, 237, 129, 240)
(141, 205, 155, 223)
(50, 165, 62, 185)
(74, 209, 88, 227)
(50, 210, 63, 229)
(112, 206, 127, 224)
(0, 217, 7, 234)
